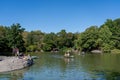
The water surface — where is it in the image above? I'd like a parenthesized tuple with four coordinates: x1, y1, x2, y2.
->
(0, 53, 120, 80)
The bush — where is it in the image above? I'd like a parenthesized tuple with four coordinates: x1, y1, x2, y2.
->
(26, 45, 37, 52)
(101, 44, 111, 53)
(111, 49, 120, 54)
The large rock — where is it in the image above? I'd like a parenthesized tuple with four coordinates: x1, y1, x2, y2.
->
(91, 50, 102, 54)
(0, 56, 33, 72)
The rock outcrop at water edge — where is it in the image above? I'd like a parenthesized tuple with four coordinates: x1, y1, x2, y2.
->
(0, 56, 33, 72)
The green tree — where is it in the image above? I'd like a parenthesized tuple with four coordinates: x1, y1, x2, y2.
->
(112, 18, 120, 49)
(57, 29, 67, 49)
(77, 26, 99, 51)
(74, 33, 82, 52)
(104, 18, 120, 49)
(42, 32, 57, 51)
(5, 23, 25, 51)
(99, 25, 113, 52)
(26, 30, 44, 52)
(65, 32, 74, 47)
(0, 26, 9, 52)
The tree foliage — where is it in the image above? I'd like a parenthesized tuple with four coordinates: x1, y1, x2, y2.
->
(1, 18, 120, 54)
(0, 26, 8, 52)
(74, 18, 120, 52)
(6, 24, 25, 51)
(0, 24, 25, 53)
(76, 26, 99, 51)
(26, 30, 44, 52)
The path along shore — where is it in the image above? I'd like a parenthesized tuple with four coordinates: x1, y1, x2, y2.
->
(0, 56, 33, 73)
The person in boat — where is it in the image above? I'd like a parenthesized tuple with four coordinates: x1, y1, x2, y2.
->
(64, 50, 74, 58)
(64, 52, 70, 57)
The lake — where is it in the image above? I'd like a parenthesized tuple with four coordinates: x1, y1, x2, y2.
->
(0, 52, 120, 80)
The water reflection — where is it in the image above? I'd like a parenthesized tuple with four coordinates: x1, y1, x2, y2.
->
(105, 71, 120, 80)
(1, 53, 120, 80)
(0, 68, 29, 80)
(77, 54, 120, 80)
(92, 70, 120, 80)
(63, 57, 74, 64)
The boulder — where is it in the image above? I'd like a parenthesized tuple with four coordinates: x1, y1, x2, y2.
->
(91, 50, 102, 54)
(0, 56, 33, 73)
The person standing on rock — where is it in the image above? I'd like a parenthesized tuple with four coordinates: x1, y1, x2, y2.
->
(12, 48, 19, 56)
(16, 48, 19, 56)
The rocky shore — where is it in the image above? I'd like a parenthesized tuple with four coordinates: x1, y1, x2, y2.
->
(0, 56, 33, 73)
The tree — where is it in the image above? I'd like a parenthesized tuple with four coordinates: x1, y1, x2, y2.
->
(65, 32, 74, 47)
(99, 25, 113, 52)
(56, 29, 74, 49)
(103, 18, 120, 49)
(57, 29, 67, 49)
(26, 30, 44, 52)
(74, 33, 82, 52)
(0, 26, 9, 52)
(5, 23, 25, 51)
(112, 18, 120, 49)
(77, 26, 99, 51)
(42, 32, 57, 51)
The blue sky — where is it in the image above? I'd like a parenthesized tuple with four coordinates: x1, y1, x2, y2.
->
(0, 0, 120, 33)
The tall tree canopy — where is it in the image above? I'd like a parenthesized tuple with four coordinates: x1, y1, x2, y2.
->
(26, 30, 44, 52)
(5, 23, 25, 51)
(76, 26, 99, 51)
(0, 26, 8, 51)
(1, 18, 120, 54)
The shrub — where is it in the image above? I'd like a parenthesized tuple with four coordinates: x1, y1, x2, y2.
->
(111, 49, 120, 54)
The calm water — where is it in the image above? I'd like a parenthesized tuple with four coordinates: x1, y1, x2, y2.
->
(0, 53, 120, 80)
